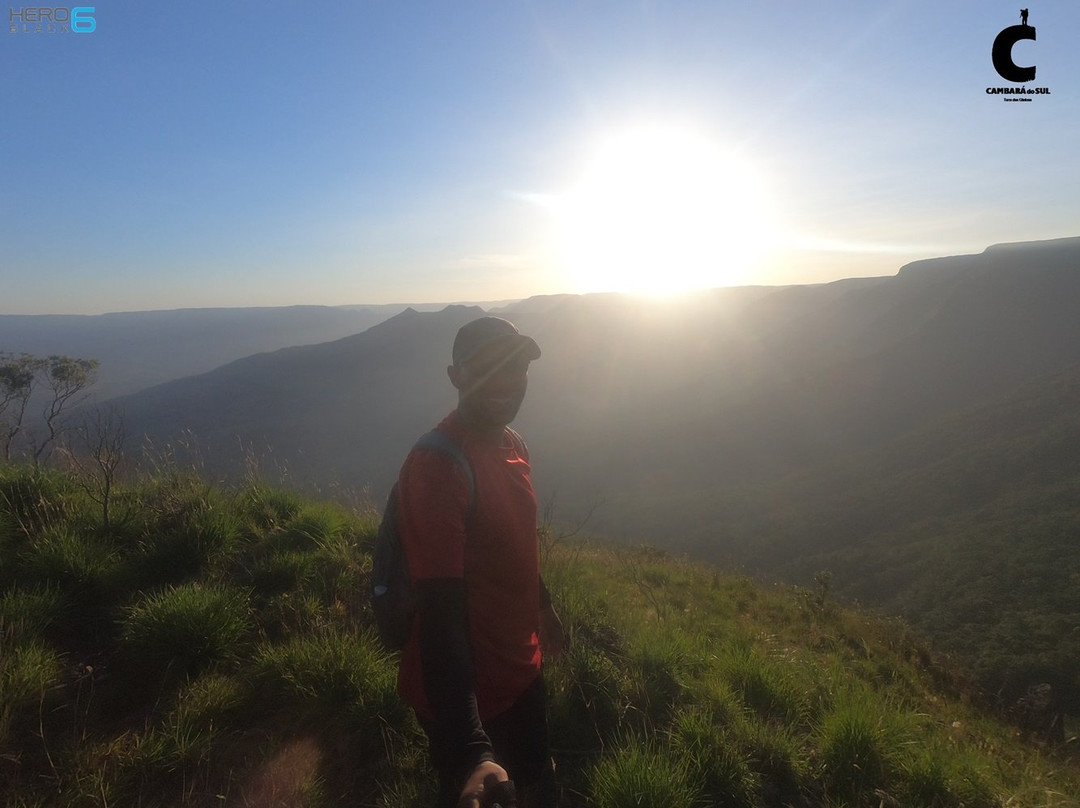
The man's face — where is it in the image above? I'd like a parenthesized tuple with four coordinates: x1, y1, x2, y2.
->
(449, 342, 531, 429)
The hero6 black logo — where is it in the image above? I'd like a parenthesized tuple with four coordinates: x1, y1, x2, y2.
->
(992, 9, 1036, 82)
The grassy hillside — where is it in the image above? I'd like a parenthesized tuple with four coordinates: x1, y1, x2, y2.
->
(2, 462, 1078, 807)
(615, 364, 1080, 716)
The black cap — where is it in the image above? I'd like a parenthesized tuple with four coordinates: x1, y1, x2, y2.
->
(452, 317, 541, 366)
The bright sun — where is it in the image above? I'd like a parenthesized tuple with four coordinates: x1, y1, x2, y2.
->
(555, 125, 776, 296)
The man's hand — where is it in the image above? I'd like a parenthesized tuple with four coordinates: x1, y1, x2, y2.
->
(458, 760, 510, 808)
(539, 603, 565, 662)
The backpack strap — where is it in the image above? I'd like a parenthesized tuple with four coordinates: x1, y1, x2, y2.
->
(505, 426, 528, 461)
(413, 429, 477, 519)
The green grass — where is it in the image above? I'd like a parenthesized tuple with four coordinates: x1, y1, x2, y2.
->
(1, 585, 63, 644)
(0, 641, 63, 747)
(899, 741, 999, 808)
(589, 734, 704, 808)
(120, 582, 253, 674)
(670, 708, 759, 807)
(269, 501, 354, 554)
(816, 688, 909, 802)
(251, 627, 400, 720)
(716, 639, 817, 727)
(1, 461, 1079, 807)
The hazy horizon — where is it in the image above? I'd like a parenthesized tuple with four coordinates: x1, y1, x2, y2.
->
(4, 234, 1079, 318)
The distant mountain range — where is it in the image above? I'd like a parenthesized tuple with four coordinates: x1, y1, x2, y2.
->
(15, 236, 1080, 708)
(0, 303, 454, 399)
(102, 237, 1080, 505)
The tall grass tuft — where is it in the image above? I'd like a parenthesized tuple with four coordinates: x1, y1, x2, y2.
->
(0, 585, 62, 645)
(251, 627, 406, 745)
(252, 627, 412, 771)
(274, 502, 352, 553)
(19, 525, 123, 634)
(128, 675, 253, 795)
(548, 643, 632, 750)
(590, 734, 705, 808)
(237, 480, 303, 533)
(900, 743, 999, 808)
(739, 715, 810, 804)
(133, 505, 243, 587)
(121, 582, 253, 675)
(376, 749, 439, 808)
(170, 670, 253, 737)
(20, 525, 118, 590)
(817, 688, 911, 802)
(0, 641, 63, 747)
(250, 549, 315, 597)
(626, 628, 696, 731)
(0, 465, 72, 538)
(670, 708, 759, 807)
(306, 537, 365, 611)
(716, 640, 814, 727)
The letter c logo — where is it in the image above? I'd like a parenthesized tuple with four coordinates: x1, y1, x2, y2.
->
(992, 25, 1036, 83)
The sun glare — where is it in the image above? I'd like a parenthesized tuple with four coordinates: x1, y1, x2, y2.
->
(555, 125, 775, 296)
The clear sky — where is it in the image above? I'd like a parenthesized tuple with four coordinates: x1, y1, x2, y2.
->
(3, 1, 1079, 314)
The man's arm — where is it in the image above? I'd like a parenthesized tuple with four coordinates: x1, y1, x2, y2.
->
(400, 444, 503, 793)
(416, 578, 500, 783)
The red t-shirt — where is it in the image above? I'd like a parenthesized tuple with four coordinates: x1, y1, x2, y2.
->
(396, 410, 542, 721)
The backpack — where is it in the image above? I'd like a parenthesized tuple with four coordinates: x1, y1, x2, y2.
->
(370, 429, 476, 652)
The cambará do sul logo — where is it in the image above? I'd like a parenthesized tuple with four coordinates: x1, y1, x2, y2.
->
(987, 8, 1049, 100)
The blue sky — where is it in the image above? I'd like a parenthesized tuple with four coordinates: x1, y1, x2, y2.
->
(3, 1, 1079, 314)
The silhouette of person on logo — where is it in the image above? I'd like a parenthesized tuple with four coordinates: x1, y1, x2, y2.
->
(1020, 8, 1028, 26)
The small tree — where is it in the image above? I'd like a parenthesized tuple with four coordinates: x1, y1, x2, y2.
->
(63, 405, 128, 531)
(33, 355, 100, 463)
(0, 352, 99, 463)
(0, 352, 45, 461)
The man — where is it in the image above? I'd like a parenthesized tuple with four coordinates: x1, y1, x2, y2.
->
(395, 316, 564, 808)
